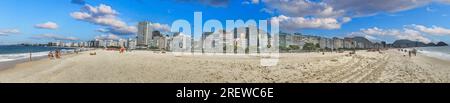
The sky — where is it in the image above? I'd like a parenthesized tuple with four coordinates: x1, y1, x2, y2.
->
(1, 0, 450, 45)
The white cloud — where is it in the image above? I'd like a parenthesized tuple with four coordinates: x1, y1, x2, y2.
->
(354, 27, 432, 43)
(95, 34, 121, 40)
(70, 4, 137, 35)
(260, 8, 274, 14)
(260, 0, 448, 18)
(96, 28, 109, 33)
(426, 7, 437, 12)
(355, 24, 450, 43)
(262, 0, 345, 18)
(271, 15, 342, 31)
(149, 22, 171, 32)
(32, 34, 79, 41)
(325, 0, 433, 17)
(341, 17, 352, 23)
(405, 24, 450, 36)
(35, 22, 59, 30)
(251, 0, 259, 4)
(0, 29, 20, 36)
(242, 0, 259, 4)
(242, 1, 251, 5)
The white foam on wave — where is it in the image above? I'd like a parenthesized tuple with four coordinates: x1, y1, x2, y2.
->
(419, 50, 450, 61)
(0, 51, 51, 62)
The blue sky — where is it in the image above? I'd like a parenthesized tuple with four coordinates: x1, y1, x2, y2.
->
(1, 0, 450, 44)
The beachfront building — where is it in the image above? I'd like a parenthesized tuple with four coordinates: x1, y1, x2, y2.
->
(118, 39, 127, 48)
(222, 30, 234, 54)
(170, 32, 192, 52)
(56, 40, 64, 47)
(351, 36, 373, 49)
(88, 40, 100, 48)
(127, 38, 136, 49)
(48, 42, 57, 46)
(381, 41, 387, 48)
(137, 21, 151, 49)
(279, 32, 306, 50)
(343, 38, 354, 49)
(319, 37, 333, 49)
(148, 31, 169, 50)
(302, 35, 320, 46)
(332, 37, 344, 49)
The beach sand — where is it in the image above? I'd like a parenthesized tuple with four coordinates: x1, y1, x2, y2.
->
(0, 49, 449, 83)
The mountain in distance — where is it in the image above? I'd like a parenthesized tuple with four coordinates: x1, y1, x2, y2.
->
(392, 39, 448, 48)
(436, 41, 449, 46)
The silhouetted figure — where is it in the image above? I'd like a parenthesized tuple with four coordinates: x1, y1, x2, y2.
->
(48, 51, 54, 59)
(408, 51, 412, 58)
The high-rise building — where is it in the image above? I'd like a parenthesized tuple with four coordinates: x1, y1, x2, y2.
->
(137, 21, 151, 48)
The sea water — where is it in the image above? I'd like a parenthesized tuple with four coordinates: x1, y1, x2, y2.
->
(418, 46, 450, 61)
(0, 45, 74, 62)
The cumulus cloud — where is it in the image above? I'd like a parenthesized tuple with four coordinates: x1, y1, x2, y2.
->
(32, 34, 79, 41)
(352, 27, 432, 43)
(271, 15, 342, 31)
(34, 22, 59, 30)
(71, 0, 86, 5)
(324, 0, 433, 17)
(96, 28, 109, 33)
(242, 0, 259, 4)
(148, 22, 171, 32)
(261, 0, 345, 18)
(260, 8, 274, 14)
(255, 0, 348, 31)
(0, 29, 20, 36)
(426, 7, 437, 12)
(70, 4, 137, 35)
(261, 0, 437, 17)
(405, 24, 450, 36)
(253, 0, 450, 31)
(95, 34, 121, 40)
(253, 0, 450, 18)
(176, 0, 229, 7)
(341, 17, 352, 23)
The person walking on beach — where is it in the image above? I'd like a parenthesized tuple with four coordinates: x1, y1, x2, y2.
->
(48, 51, 54, 59)
(119, 47, 125, 54)
(55, 49, 61, 59)
(408, 51, 412, 58)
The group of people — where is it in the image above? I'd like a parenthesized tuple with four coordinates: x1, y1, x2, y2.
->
(48, 49, 62, 59)
(399, 48, 417, 57)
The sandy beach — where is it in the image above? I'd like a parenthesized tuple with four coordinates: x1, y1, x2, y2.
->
(0, 49, 449, 83)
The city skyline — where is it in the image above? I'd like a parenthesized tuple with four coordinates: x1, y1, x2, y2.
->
(2, 0, 450, 45)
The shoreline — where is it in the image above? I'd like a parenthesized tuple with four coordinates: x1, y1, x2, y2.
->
(0, 49, 89, 71)
(0, 56, 47, 71)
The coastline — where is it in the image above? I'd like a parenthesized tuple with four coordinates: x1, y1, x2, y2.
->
(0, 55, 47, 71)
(0, 49, 449, 83)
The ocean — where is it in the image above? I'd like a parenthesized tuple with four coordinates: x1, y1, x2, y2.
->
(0, 45, 74, 62)
(418, 46, 450, 61)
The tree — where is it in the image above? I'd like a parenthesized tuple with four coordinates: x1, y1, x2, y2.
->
(289, 45, 300, 50)
(302, 43, 316, 51)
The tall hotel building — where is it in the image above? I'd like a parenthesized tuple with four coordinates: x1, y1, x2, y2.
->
(137, 21, 151, 48)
